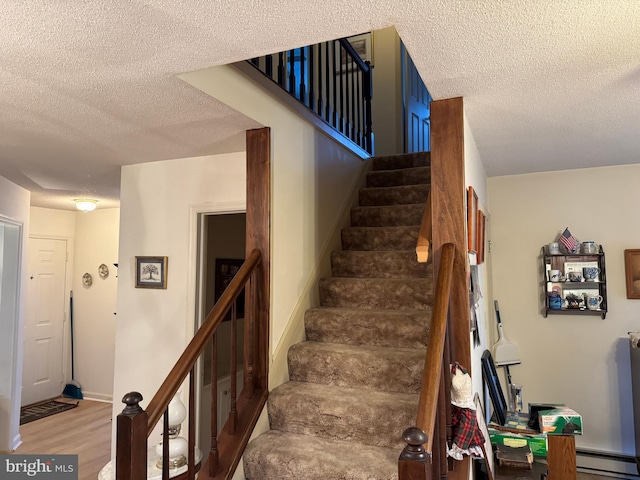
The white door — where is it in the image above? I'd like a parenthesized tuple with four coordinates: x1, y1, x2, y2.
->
(22, 238, 67, 406)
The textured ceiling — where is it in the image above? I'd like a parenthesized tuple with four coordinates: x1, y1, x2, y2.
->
(1, 1, 639, 210)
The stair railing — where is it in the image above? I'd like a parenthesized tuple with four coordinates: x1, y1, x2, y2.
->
(247, 37, 373, 154)
(116, 248, 268, 480)
(400, 242, 455, 480)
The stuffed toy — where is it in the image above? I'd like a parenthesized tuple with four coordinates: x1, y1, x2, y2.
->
(448, 363, 485, 460)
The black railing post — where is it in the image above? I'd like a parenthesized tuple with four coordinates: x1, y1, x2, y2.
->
(116, 392, 148, 480)
(363, 61, 373, 154)
(244, 37, 374, 154)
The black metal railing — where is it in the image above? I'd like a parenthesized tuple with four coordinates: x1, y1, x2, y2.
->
(248, 37, 373, 154)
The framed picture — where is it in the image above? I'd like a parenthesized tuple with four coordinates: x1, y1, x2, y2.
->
(477, 210, 486, 264)
(214, 258, 245, 320)
(467, 187, 478, 254)
(475, 393, 495, 480)
(135, 256, 168, 289)
(624, 249, 640, 299)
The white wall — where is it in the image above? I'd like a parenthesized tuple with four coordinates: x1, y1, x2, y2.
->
(464, 115, 491, 407)
(29, 207, 120, 402)
(29, 207, 76, 394)
(73, 208, 120, 401)
(0, 175, 30, 452)
(112, 152, 247, 453)
(488, 164, 640, 455)
(180, 65, 366, 370)
(371, 27, 403, 156)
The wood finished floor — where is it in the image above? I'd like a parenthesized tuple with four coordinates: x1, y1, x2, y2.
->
(13, 398, 112, 480)
(9, 398, 634, 480)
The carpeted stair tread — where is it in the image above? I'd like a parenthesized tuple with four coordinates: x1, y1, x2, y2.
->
(288, 341, 424, 394)
(341, 225, 419, 251)
(304, 307, 430, 348)
(366, 166, 429, 188)
(243, 430, 398, 480)
(351, 204, 425, 227)
(359, 184, 429, 206)
(319, 276, 432, 310)
(268, 381, 417, 449)
(331, 250, 431, 279)
(371, 152, 430, 171)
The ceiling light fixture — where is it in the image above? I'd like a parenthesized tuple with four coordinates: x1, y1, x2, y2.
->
(74, 199, 98, 212)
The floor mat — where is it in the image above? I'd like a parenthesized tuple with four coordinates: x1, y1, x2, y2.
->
(20, 399, 79, 425)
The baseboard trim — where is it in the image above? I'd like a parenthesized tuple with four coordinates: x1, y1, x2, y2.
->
(81, 393, 113, 403)
(576, 448, 639, 478)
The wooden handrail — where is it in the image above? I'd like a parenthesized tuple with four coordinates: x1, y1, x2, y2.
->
(416, 189, 432, 263)
(415, 242, 455, 452)
(145, 248, 262, 432)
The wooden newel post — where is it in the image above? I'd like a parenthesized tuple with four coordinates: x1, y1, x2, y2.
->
(398, 427, 433, 480)
(117, 392, 148, 480)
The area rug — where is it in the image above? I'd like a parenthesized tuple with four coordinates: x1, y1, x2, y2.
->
(20, 400, 79, 425)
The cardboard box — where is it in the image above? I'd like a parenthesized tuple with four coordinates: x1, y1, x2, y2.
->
(488, 428, 548, 456)
(538, 408, 582, 435)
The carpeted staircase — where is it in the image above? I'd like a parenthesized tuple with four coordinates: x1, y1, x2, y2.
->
(244, 152, 434, 479)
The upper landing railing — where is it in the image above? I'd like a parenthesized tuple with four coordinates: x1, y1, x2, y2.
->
(247, 36, 373, 154)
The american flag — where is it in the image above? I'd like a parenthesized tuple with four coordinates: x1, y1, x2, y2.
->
(559, 227, 577, 253)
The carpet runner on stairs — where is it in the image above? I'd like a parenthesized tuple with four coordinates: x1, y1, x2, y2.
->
(244, 152, 432, 480)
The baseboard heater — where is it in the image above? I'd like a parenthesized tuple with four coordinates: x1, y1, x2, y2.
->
(575, 448, 639, 478)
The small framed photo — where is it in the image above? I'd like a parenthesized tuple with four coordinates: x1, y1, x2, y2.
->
(135, 256, 168, 289)
(477, 210, 486, 264)
(467, 187, 478, 254)
(624, 249, 640, 299)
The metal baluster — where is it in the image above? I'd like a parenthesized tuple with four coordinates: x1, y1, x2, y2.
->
(299, 46, 306, 103)
(288, 49, 296, 94)
(308, 45, 315, 111)
(329, 41, 336, 126)
(265, 54, 273, 79)
(356, 69, 362, 147)
(277, 52, 285, 87)
(350, 58, 355, 140)
(339, 44, 344, 133)
(317, 43, 324, 115)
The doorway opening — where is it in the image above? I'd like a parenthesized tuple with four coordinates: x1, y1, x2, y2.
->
(0, 219, 23, 451)
(194, 212, 247, 458)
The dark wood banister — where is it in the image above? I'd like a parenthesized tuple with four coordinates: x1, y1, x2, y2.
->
(416, 242, 454, 448)
(399, 243, 455, 479)
(145, 248, 262, 432)
(117, 249, 263, 480)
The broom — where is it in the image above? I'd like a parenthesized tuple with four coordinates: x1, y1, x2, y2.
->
(62, 291, 83, 399)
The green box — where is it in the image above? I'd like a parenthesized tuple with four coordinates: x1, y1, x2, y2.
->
(488, 428, 548, 456)
(538, 408, 582, 435)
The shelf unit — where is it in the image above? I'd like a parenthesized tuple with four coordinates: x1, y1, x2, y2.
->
(542, 245, 607, 319)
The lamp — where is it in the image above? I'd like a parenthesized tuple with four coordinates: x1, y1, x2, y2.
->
(155, 392, 188, 469)
(74, 199, 97, 212)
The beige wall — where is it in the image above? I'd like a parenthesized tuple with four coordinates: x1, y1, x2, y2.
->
(29, 207, 120, 402)
(180, 65, 367, 373)
(72, 208, 119, 401)
(464, 115, 491, 399)
(0, 175, 30, 451)
(488, 164, 640, 455)
(112, 151, 246, 454)
(371, 27, 403, 156)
